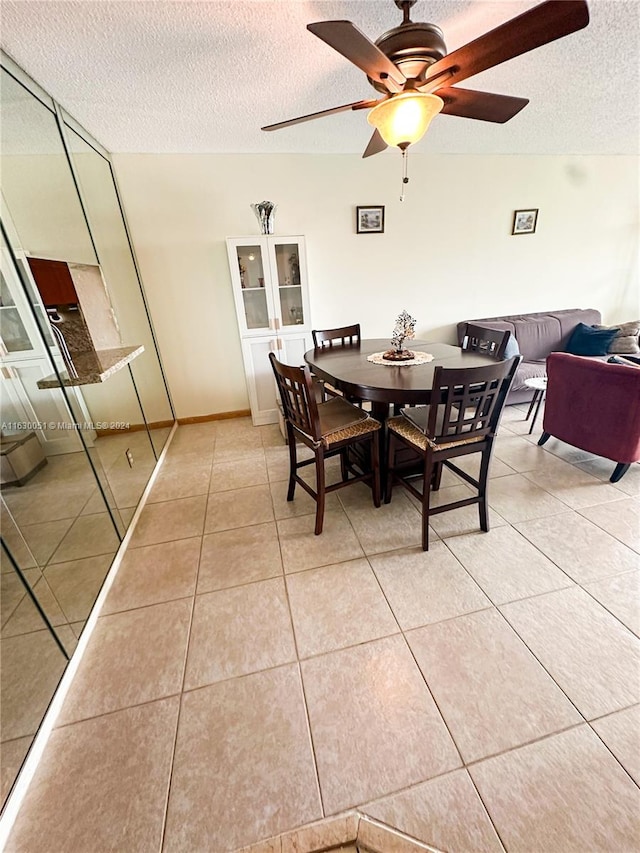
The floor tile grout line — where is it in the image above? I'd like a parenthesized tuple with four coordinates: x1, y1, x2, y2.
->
(293, 658, 327, 819)
(588, 702, 640, 724)
(574, 502, 640, 554)
(99, 592, 197, 620)
(492, 603, 595, 724)
(572, 582, 640, 640)
(462, 768, 510, 853)
(585, 719, 640, 792)
(50, 689, 185, 731)
(435, 536, 596, 730)
(512, 510, 640, 561)
(158, 530, 206, 853)
(267, 449, 311, 678)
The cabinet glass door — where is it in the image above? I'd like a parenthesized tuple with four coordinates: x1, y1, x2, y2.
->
(273, 242, 304, 328)
(235, 244, 269, 330)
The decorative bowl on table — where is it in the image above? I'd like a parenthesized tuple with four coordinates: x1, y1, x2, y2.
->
(382, 348, 415, 361)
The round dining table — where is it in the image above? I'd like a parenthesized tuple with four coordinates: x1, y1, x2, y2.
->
(305, 339, 497, 420)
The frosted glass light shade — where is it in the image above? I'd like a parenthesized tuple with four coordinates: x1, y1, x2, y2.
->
(367, 92, 444, 148)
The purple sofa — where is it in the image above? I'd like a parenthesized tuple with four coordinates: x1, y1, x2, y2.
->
(457, 308, 601, 403)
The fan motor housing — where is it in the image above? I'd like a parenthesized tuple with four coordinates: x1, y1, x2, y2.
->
(369, 22, 447, 92)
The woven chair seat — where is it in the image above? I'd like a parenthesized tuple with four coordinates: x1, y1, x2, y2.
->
(387, 415, 484, 452)
(322, 415, 380, 447)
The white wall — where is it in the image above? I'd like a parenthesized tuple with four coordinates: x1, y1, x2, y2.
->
(113, 153, 639, 420)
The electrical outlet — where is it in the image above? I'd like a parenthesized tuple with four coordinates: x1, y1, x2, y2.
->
(125, 448, 134, 467)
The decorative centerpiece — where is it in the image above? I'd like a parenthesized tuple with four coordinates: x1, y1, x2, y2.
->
(251, 200, 277, 235)
(383, 310, 417, 361)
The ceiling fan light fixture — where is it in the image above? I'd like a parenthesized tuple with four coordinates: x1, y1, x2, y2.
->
(367, 91, 443, 148)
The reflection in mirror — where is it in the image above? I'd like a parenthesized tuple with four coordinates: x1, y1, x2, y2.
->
(64, 125, 174, 456)
(0, 537, 68, 807)
(0, 70, 96, 266)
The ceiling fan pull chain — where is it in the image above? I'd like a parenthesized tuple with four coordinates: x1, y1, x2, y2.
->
(400, 148, 409, 201)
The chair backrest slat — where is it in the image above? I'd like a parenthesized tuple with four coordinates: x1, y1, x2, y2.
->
(269, 352, 320, 441)
(461, 323, 510, 359)
(427, 357, 521, 445)
(312, 324, 361, 349)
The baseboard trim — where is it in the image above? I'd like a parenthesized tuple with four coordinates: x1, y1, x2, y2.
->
(94, 419, 175, 437)
(177, 410, 251, 424)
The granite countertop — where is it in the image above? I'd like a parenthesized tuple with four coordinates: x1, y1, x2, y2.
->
(36, 345, 145, 388)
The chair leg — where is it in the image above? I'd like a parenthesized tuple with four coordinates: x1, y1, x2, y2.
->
(370, 433, 381, 508)
(478, 449, 491, 532)
(432, 462, 443, 491)
(421, 455, 435, 551)
(385, 433, 396, 504)
(538, 432, 551, 447)
(314, 448, 326, 535)
(610, 462, 630, 483)
(340, 447, 348, 481)
(286, 425, 297, 501)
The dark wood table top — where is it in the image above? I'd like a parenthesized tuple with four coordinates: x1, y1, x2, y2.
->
(305, 339, 497, 406)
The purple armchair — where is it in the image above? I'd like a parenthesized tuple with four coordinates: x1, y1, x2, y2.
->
(538, 353, 640, 482)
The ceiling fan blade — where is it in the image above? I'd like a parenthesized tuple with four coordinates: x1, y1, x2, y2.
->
(362, 129, 388, 159)
(308, 20, 406, 89)
(424, 0, 589, 89)
(262, 99, 379, 131)
(437, 88, 529, 123)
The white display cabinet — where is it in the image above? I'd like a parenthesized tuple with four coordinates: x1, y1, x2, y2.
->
(226, 236, 312, 425)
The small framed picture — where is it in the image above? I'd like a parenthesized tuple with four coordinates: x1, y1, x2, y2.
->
(512, 208, 538, 235)
(356, 205, 385, 234)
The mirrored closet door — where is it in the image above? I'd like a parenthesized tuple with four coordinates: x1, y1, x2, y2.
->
(0, 54, 175, 811)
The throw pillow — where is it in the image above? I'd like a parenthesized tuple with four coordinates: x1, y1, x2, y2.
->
(565, 323, 620, 356)
(594, 320, 640, 354)
(503, 333, 520, 360)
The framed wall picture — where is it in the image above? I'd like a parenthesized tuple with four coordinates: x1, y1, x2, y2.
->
(512, 209, 538, 235)
(356, 205, 385, 234)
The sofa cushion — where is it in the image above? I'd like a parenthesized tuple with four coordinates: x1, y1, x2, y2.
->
(595, 320, 640, 354)
(512, 316, 562, 361)
(549, 308, 603, 350)
(510, 359, 547, 393)
(565, 323, 620, 356)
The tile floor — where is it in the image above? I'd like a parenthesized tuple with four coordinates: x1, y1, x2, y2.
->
(4, 408, 640, 852)
(0, 428, 169, 804)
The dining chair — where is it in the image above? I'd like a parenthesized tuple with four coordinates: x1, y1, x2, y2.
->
(385, 356, 521, 550)
(312, 324, 361, 348)
(460, 323, 511, 359)
(269, 352, 381, 535)
(311, 324, 363, 404)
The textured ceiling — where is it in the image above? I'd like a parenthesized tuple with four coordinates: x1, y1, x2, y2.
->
(1, 0, 639, 155)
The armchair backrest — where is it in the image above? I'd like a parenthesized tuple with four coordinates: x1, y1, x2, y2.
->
(544, 353, 640, 462)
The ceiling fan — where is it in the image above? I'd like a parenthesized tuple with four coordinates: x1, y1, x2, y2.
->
(262, 0, 590, 158)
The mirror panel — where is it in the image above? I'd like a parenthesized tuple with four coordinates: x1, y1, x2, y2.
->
(64, 126, 174, 455)
(0, 58, 175, 812)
